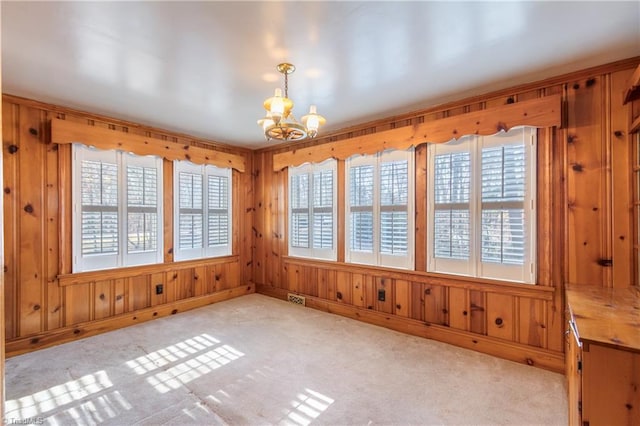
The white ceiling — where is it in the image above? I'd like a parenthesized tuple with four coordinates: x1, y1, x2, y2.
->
(2, 1, 639, 149)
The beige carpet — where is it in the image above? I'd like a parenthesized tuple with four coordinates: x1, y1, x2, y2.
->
(5, 293, 567, 425)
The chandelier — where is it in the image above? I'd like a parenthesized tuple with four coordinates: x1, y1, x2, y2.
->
(257, 63, 326, 142)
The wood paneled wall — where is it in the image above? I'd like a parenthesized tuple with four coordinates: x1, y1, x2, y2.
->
(252, 57, 640, 373)
(2, 95, 254, 356)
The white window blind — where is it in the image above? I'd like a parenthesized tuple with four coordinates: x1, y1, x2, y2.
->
(427, 127, 536, 283)
(345, 149, 414, 270)
(174, 161, 232, 261)
(288, 160, 337, 260)
(73, 145, 163, 272)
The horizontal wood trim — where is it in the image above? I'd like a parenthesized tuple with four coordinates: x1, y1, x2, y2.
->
(257, 284, 564, 373)
(283, 256, 555, 300)
(58, 255, 239, 286)
(51, 118, 246, 172)
(6, 283, 254, 357)
(273, 94, 562, 170)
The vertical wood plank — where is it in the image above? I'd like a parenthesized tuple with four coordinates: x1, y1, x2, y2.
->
(394, 279, 410, 318)
(128, 275, 150, 311)
(317, 268, 328, 299)
(114, 278, 126, 315)
(414, 145, 428, 272)
(567, 76, 608, 286)
(164, 271, 178, 303)
(64, 283, 91, 325)
(352, 273, 365, 307)
(611, 69, 634, 287)
(287, 263, 300, 293)
(93, 280, 112, 320)
(336, 271, 351, 303)
(194, 265, 206, 297)
(228, 261, 240, 289)
(45, 113, 62, 330)
(337, 159, 345, 263)
(518, 297, 546, 348)
(175, 269, 195, 300)
(448, 287, 469, 331)
(18, 106, 45, 335)
(253, 153, 266, 285)
(58, 143, 72, 274)
(3, 101, 18, 339)
(363, 275, 375, 310)
(264, 152, 274, 286)
(242, 156, 255, 286)
(410, 283, 425, 321)
(469, 290, 487, 335)
(486, 293, 515, 341)
(424, 284, 447, 325)
(163, 160, 174, 263)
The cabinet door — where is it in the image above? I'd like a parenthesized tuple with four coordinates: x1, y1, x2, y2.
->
(582, 344, 640, 425)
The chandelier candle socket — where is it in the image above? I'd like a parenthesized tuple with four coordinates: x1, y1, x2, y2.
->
(258, 63, 326, 142)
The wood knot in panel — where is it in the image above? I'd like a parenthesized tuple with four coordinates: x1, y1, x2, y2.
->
(495, 317, 504, 326)
(8, 145, 19, 154)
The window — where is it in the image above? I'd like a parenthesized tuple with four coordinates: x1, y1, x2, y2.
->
(427, 127, 536, 283)
(72, 144, 163, 272)
(174, 161, 232, 261)
(345, 149, 415, 269)
(288, 160, 337, 260)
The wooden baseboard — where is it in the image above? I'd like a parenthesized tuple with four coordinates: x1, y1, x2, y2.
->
(257, 284, 564, 373)
(6, 284, 255, 357)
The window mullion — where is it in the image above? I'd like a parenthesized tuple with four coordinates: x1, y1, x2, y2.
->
(118, 152, 126, 267)
(471, 136, 481, 277)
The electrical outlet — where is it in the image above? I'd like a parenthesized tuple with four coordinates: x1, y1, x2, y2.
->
(156, 284, 163, 295)
(378, 289, 385, 302)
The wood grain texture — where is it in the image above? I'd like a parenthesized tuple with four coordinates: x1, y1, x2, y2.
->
(51, 118, 246, 172)
(273, 95, 562, 170)
(611, 69, 634, 287)
(566, 77, 608, 286)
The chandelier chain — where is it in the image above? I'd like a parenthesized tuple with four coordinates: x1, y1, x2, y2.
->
(284, 72, 289, 99)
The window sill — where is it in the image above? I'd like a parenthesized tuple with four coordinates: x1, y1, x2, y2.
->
(58, 255, 239, 286)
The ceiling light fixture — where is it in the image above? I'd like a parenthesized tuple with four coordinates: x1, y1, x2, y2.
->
(257, 63, 326, 142)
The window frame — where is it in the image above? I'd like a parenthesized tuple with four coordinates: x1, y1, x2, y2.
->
(72, 144, 164, 273)
(288, 159, 338, 261)
(173, 160, 232, 262)
(345, 149, 415, 270)
(427, 127, 537, 284)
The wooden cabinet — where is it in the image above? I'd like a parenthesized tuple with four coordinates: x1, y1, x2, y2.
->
(566, 285, 640, 426)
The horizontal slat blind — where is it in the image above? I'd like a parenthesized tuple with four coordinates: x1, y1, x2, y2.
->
(127, 165, 158, 253)
(178, 172, 204, 250)
(313, 170, 333, 249)
(208, 175, 229, 247)
(349, 165, 374, 252)
(380, 160, 408, 254)
(481, 144, 526, 265)
(290, 173, 310, 248)
(433, 152, 471, 260)
(81, 159, 119, 256)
